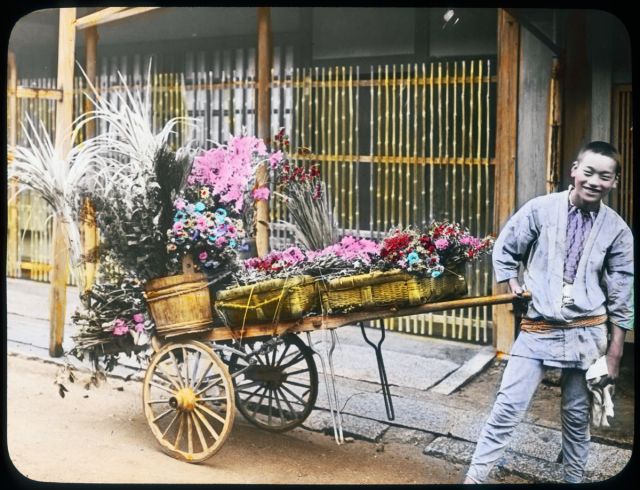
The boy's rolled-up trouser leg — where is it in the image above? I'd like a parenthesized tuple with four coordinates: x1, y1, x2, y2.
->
(560, 368, 592, 483)
(466, 355, 545, 483)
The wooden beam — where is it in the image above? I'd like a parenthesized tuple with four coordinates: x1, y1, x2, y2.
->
(492, 8, 520, 355)
(7, 51, 19, 278)
(75, 7, 160, 30)
(255, 6, 272, 258)
(14, 87, 63, 100)
(49, 8, 76, 358)
(82, 25, 99, 292)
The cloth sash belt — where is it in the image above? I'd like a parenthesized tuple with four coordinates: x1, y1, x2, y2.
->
(520, 314, 608, 333)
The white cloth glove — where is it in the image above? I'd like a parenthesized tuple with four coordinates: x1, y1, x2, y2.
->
(585, 356, 615, 428)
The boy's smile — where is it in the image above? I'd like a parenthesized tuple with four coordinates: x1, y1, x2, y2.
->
(570, 151, 618, 211)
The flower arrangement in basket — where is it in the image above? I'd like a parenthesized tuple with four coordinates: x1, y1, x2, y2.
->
(379, 222, 494, 278)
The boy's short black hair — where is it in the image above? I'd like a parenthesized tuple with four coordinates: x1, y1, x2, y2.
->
(577, 141, 621, 175)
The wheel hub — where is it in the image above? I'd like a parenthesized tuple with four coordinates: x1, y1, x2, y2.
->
(169, 387, 198, 412)
(245, 365, 286, 388)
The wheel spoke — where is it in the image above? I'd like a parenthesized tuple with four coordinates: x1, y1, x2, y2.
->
(168, 351, 186, 388)
(276, 341, 292, 366)
(162, 411, 180, 438)
(279, 383, 307, 405)
(267, 389, 273, 426)
(236, 384, 265, 406)
(279, 353, 306, 370)
(183, 347, 190, 386)
(276, 387, 302, 420)
(191, 350, 202, 389)
(282, 379, 312, 389)
(193, 406, 221, 441)
(149, 381, 176, 395)
(174, 412, 186, 449)
(192, 361, 213, 393)
(251, 387, 269, 418)
(198, 395, 228, 402)
(284, 368, 310, 377)
(196, 401, 227, 425)
(187, 410, 193, 454)
(157, 362, 182, 391)
(234, 380, 264, 391)
(190, 412, 208, 453)
(196, 375, 223, 396)
(272, 388, 287, 424)
(152, 407, 174, 424)
(147, 398, 171, 405)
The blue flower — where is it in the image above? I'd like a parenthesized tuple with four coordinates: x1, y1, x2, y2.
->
(431, 269, 442, 278)
(194, 202, 206, 212)
(407, 252, 420, 265)
(229, 239, 237, 248)
(214, 208, 228, 224)
(174, 211, 186, 221)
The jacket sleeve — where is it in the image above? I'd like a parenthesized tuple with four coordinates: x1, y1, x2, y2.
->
(601, 225, 634, 330)
(492, 198, 540, 283)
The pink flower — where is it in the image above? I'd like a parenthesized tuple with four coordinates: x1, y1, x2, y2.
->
(112, 318, 129, 336)
(174, 198, 186, 210)
(435, 238, 450, 250)
(269, 151, 284, 168)
(215, 236, 227, 248)
(252, 186, 271, 201)
(133, 313, 144, 323)
(199, 251, 208, 261)
(172, 221, 184, 232)
(134, 323, 145, 333)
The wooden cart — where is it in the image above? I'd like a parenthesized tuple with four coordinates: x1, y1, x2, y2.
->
(141, 285, 530, 463)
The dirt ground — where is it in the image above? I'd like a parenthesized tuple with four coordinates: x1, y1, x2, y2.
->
(7, 354, 472, 485)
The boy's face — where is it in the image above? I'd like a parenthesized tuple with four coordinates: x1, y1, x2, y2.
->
(570, 151, 618, 207)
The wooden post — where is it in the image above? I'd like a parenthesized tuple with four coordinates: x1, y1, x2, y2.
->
(49, 8, 77, 357)
(82, 25, 99, 292)
(492, 8, 520, 355)
(7, 51, 19, 278)
(561, 10, 591, 188)
(255, 6, 272, 258)
(545, 57, 563, 194)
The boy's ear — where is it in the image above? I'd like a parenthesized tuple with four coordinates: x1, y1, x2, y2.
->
(612, 174, 619, 189)
(570, 160, 578, 176)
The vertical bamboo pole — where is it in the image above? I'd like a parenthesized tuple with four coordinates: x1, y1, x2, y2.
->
(82, 25, 99, 292)
(49, 7, 76, 358)
(391, 65, 397, 228)
(341, 66, 347, 229)
(428, 63, 434, 224)
(474, 60, 483, 342)
(369, 65, 375, 237)
(7, 51, 19, 278)
(493, 9, 520, 354)
(333, 66, 340, 225)
(314, 67, 319, 161)
(321, 67, 327, 201)
(383, 65, 390, 232)
(376, 66, 382, 237)
(483, 60, 492, 342)
(398, 65, 405, 230)
(327, 68, 334, 214)
(412, 64, 418, 228)
(421, 63, 426, 229)
(354, 66, 360, 237)
(256, 7, 272, 257)
(545, 57, 563, 194)
(444, 62, 450, 221)
(348, 66, 354, 233)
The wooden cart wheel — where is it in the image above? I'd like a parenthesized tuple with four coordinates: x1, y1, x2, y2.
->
(142, 340, 235, 463)
(227, 333, 318, 432)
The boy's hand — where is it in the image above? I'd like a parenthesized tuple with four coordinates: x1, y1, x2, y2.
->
(508, 277, 524, 296)
(605, 323, 627, 384)
(605, 354, 621, 383)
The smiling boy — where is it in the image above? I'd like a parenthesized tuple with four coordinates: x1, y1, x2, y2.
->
(464, 141, 634, 484)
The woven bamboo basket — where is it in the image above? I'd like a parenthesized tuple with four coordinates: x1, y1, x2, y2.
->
(214, 275, 318, 327)
(319, 265, 467, 314)
(144, 256, 214, 338)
